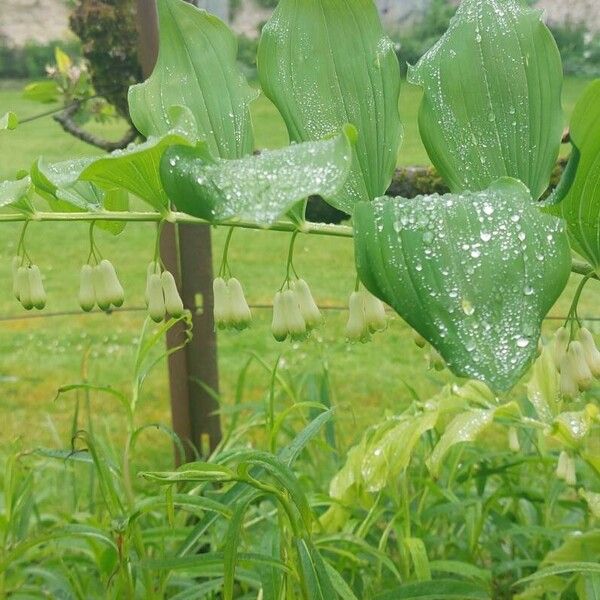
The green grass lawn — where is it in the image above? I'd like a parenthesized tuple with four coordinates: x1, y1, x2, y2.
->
(0, 77, 598, 469)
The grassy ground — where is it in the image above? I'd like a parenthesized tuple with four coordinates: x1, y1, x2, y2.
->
(0, 78, 598, 469)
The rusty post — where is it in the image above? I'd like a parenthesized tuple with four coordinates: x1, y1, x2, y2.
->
(136, 0, 222, 462)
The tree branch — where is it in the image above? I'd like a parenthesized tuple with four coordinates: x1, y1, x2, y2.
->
(53, 102, 138, 152)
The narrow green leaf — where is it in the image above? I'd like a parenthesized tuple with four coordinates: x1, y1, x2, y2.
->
(546, 80, 600, 268)
(128, 0, 257, 157)
(295, 537, 337, 600)
(1, 111, 18, 130)
(408, 0, 563, 200)
(160, 127, 354, 225)
(429, 561, 491, 584)
(374, 579, 489, 600)
(258, 0, 402, 213)
(405, 538, 432, 582)
(141, 463, 236, 484)
(324, 562, 359, 600)
(516, 562, 600, 586)
(353, 178, 571, 392)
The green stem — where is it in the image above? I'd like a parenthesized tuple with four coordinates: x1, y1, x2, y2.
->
(219, 227, 235, 278)
(564, 272, 593, 333)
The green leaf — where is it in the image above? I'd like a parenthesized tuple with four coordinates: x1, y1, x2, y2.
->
(516, 562, 600, 587)
(0, 178, 34, 214)
(408, 0, 563, 200)
(374, 579, 489, 600)
(128, 0, 257, 158)
(360, 411, 438, 493)
(22, 80, 60, 104)
(353, 178, 571, 392)
(258, 0, 402, 213)
(295, 538, 337, 600)
(161, 127, 354, 224)
(405, 538, 432, 582)
(80, 132, 191, 212)
(101, 188, 129, 235)
(427, 408, 495, 477)
(546, 80, 600, 268)
(140, 462, 236, 484)
(1, 111, 18, 130)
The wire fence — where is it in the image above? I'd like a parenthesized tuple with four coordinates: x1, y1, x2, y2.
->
(1, 304, 599, 324)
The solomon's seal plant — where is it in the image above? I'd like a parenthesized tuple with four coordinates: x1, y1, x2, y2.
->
(1, 0, 600, 595)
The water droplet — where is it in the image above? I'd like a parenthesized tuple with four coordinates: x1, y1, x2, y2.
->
(462, 299, 475, 316)
(517, 337, 530, 348)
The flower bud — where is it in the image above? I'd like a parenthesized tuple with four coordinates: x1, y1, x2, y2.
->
(17, 266, 32, 310)
(78, 265, 95, 312)
(508, 427, 520, 452)
(559, 354, 579, 399)
(363, 291, 387, 333)
(292, 279, 321, 330)
(271, 291, 288, 342)
(567, 341, 593, 391)
(161, 271, 184, 317)
(99, 259, 124, 308)
(28, 265, 46, 310)
(413, 330, 427, 348)
(578, 327, 600, 378)
(213, 277, 232, 330)
(228, 278, 252, 330)
(345, 291, 369, 343)
(12, 257, 20, 300)
(92, 265, 111, 312)
(552, 327, 570, 371)
(556, 450, 569, 480)
(147, 273, 165, 323)
(428, 347, 445, 371)
(282, 289, 306, 341)
(564, 454, 577, 486)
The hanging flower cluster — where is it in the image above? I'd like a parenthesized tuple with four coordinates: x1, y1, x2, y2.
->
(145, 261, 185, 323)
(12, 257, 46, 311)
(213, 277, 252, 331)
(78, 260, 124, 313)
(271, 279, 322, 342)
(552, 326, 600, 398)
(345, 290, 387, 342)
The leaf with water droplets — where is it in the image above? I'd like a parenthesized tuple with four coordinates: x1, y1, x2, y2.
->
(257, 0, 402, 214)
(128, 0, 257, 158)
(80, 132, 191, 213)
(546, 80, 600, 269)
(0, 177, 33, 214)
(354, 178, 571, 392)
(160, 127, 355, 225)
(408, 0, 563, 200)
(31, 157, 129, 234)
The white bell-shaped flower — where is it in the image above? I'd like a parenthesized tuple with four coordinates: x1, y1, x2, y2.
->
(567, 341, 593, 391)
(345, 291, 369, 343)
(559, 354, 579, 399)
(363, 291, 387, 333)
(147, 273, 165, 323)
(78, 265, 95, 312)
(578, 327, 600, 378)
(228, 278, 252, 330)
(271, 291, 288, 342)
(552, 327, 570, 371)
(292, 279, 321, 330)
(17, 266, 32, 310)
(282, 289, 307, 341)
(213, 277, 232, 330)
(161, 271, 185, 318)
(28, 265, 46, 310)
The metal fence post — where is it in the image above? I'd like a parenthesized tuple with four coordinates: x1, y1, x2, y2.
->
(136, 0, 222, 463)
